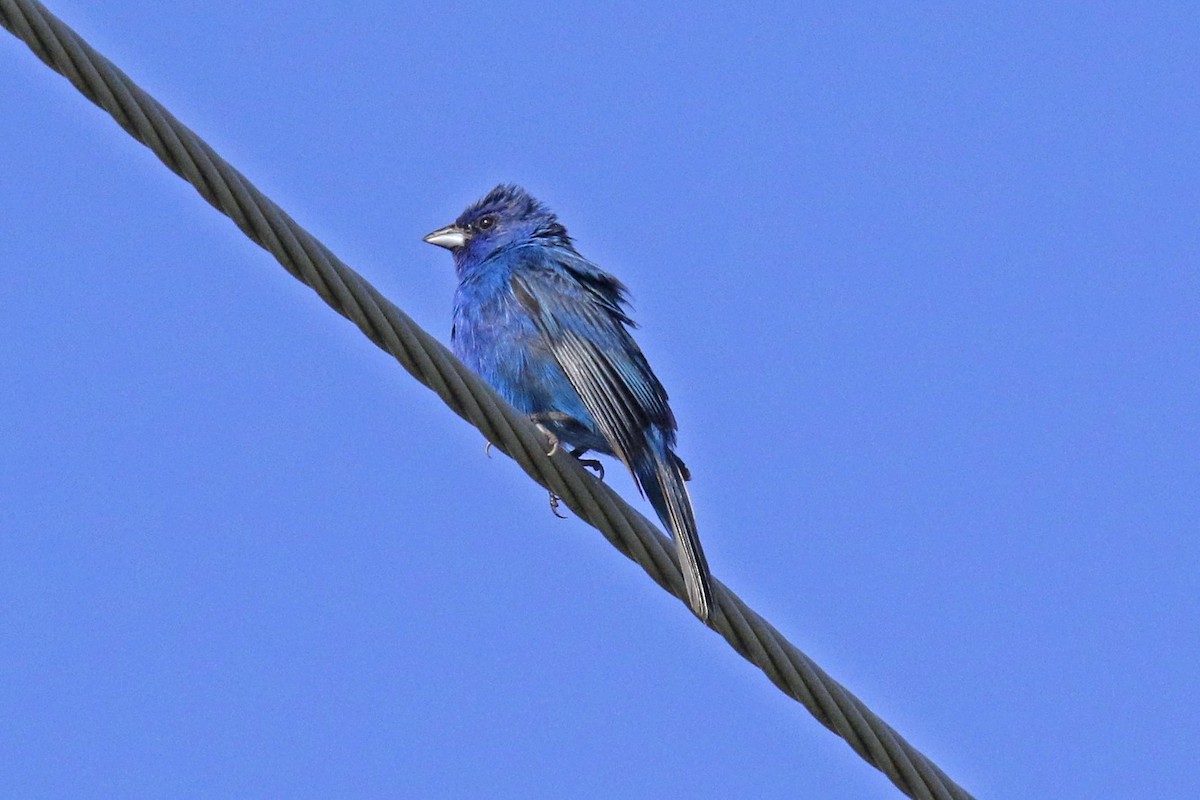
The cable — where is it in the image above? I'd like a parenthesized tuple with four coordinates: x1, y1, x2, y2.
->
(0, 3, 975, 798)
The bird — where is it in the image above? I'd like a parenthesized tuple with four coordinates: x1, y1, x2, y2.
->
(424, 184, 714, 622)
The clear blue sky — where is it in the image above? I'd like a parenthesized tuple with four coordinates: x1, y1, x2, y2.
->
(3, 3, 1197, 798)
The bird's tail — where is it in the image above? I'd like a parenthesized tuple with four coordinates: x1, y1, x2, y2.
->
(635, 450, 713, 622)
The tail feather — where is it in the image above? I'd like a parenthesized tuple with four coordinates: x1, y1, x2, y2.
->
(636, 452, 713, 622)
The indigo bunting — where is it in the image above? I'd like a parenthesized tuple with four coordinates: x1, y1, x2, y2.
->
(424, 185, 713, 621)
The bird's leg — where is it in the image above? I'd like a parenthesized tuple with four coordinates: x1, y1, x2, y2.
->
(540, 428, 566, 515)
(570, 446, 605, 480)
(544, 449, 604, 521)
(535, 424, 560, 457)
(528, 412, 575, 457)
(484, 437, 583, 515)
(525, 412, 585, 517)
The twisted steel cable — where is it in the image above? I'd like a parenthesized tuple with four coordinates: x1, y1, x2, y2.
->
(1, 2, 975, 798)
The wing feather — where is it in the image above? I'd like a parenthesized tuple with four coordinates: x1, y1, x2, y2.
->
(510, 257, 673, 481)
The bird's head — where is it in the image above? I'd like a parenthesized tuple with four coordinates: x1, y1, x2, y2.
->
(424, 184, 569, 270)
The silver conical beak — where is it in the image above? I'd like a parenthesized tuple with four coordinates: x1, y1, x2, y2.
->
(423, 225, 468, 250)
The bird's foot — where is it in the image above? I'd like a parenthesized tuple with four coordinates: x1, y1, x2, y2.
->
(570, 446, 605, 480)
(484, 441, 494, 458)
(548, 491, 568, 519)
(529, 412, 574, 457)
(534, 423, 560, 457)
(578, 458, 604, 479)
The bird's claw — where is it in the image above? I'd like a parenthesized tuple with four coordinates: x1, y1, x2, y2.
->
(534, 422, 560, 457)
(567, 446, 604, 480)
(578, 458, 604, 480)
(484, 441, 494, 458)
(548, 491, 568, 519)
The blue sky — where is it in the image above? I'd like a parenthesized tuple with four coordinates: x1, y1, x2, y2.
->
(3, 3, 1197, 798)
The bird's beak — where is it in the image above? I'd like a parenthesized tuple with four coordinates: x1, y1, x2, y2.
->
(423, 224, 468, 250)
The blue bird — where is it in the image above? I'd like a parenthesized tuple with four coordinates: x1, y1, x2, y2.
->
(424, 185, 713, 621)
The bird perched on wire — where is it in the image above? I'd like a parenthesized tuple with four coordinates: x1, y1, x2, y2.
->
(424, 185, 713, 622)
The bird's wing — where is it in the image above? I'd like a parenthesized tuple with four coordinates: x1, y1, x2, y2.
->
(509, 249, 674, 472)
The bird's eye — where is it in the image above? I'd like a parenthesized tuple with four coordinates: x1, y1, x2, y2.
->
(477, 215, 496, 230)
